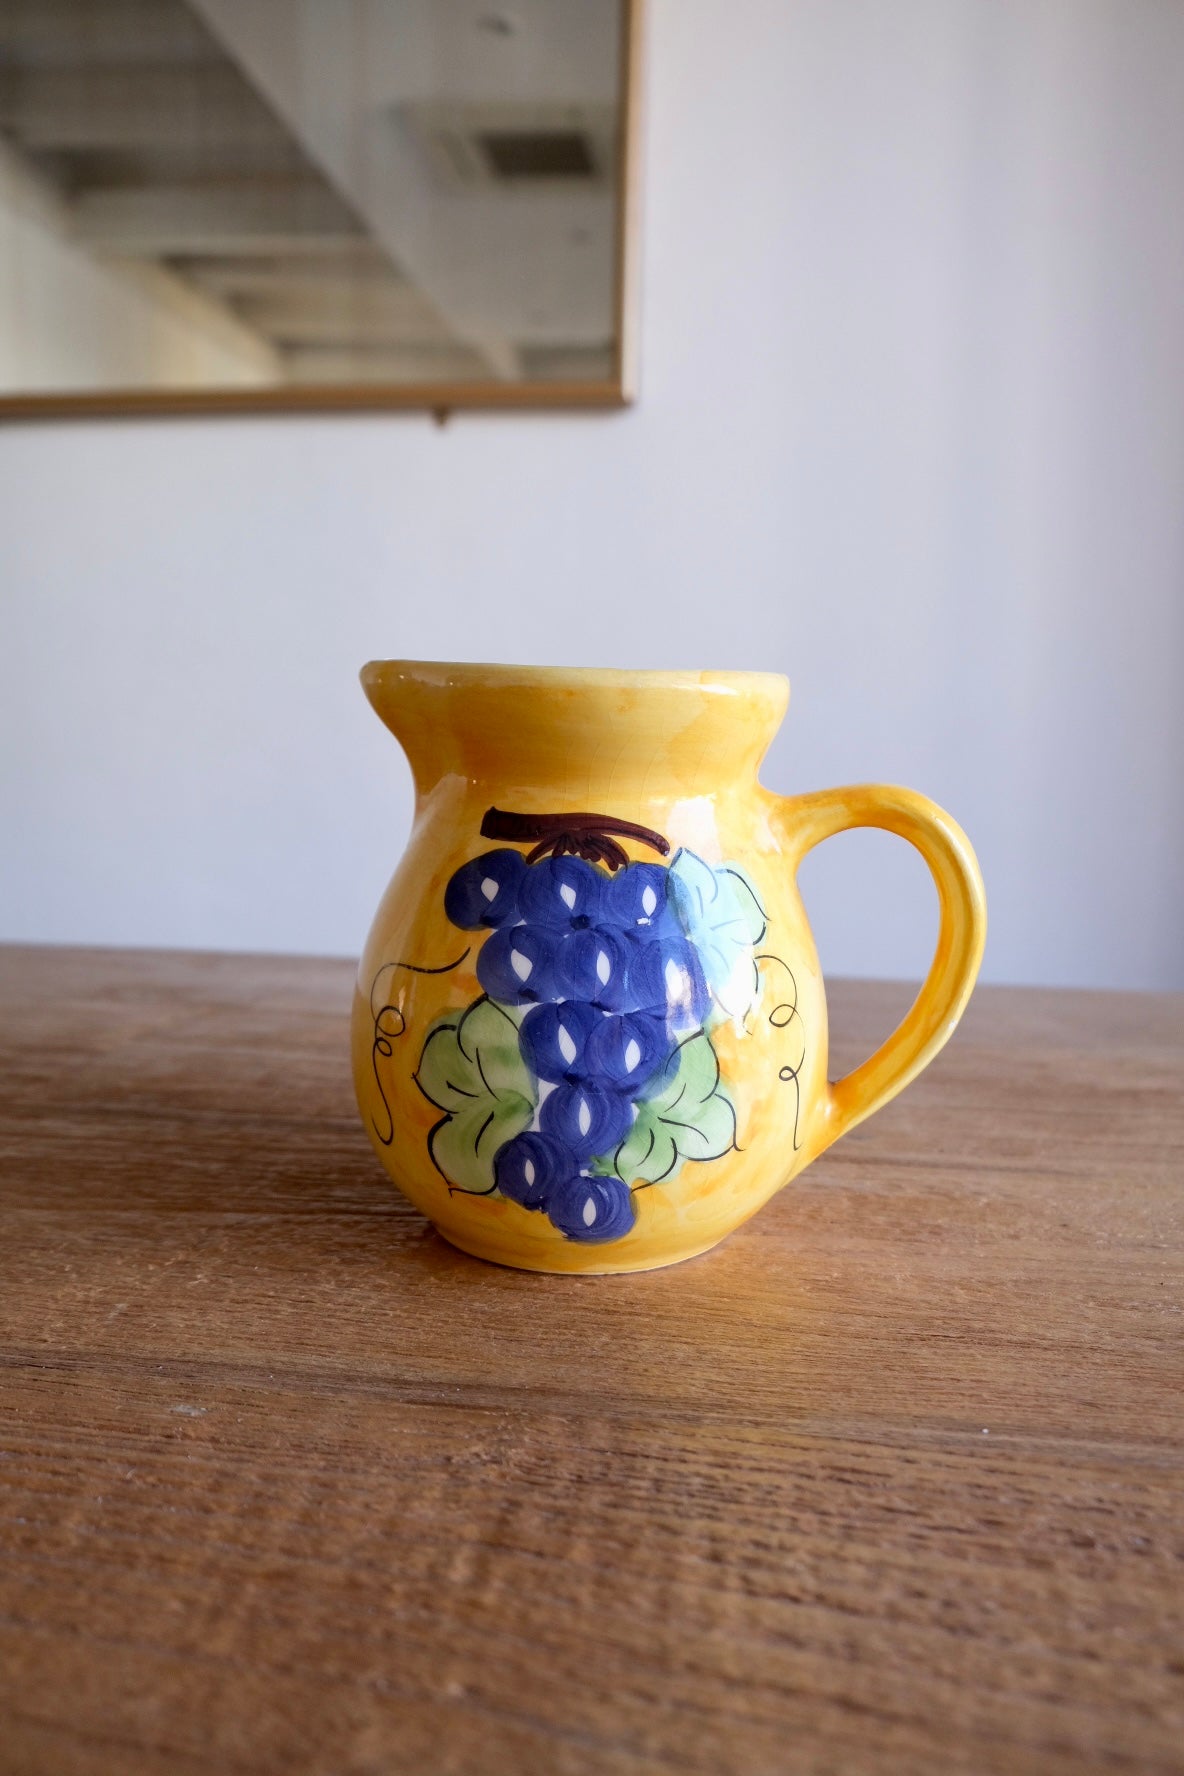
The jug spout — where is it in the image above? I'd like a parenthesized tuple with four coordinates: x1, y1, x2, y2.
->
(360, 659, 458, 797)
(360, 660, 789, 800)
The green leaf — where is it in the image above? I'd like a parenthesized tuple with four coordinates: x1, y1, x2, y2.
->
(415, 997, 535, 1193)
(429, 1090, 534, 1196)
(611, 1029, 736, 1186)
(415, 997, 526, 1112)
(668, 850, 766, 1020)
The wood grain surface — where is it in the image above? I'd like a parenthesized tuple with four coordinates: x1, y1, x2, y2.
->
(0, 945, 1181, 1776)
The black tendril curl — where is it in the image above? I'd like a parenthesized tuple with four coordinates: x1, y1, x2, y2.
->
(756, 952, 805, 1151)
(369, 948, 470, 1145)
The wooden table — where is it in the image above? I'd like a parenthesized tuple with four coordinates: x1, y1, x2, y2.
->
(1, 946, 1181, 1776)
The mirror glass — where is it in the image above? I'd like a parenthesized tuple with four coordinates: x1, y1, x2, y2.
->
(0, 0, 637, 413)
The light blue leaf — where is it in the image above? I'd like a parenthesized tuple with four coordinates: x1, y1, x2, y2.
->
(668, 849, 766, 1020)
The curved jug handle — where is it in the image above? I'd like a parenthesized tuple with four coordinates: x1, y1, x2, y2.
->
(774, 785, 987, 1151)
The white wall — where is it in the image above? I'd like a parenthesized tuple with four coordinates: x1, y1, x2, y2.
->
(2, 0, 1182, 990)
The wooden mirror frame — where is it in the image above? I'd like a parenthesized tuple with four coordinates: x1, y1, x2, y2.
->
(0, 0, 643, 422)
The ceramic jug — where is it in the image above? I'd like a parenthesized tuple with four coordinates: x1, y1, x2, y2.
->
(352, 661, 986, 1274)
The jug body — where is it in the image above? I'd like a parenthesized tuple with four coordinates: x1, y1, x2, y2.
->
(351, 662, 984, 1274)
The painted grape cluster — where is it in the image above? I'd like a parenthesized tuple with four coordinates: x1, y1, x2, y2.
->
(414, 829, 766, 1245)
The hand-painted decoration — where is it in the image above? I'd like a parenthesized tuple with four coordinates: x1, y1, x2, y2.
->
(353, 659, 987, 1276)
(410, 810, 769, 1244)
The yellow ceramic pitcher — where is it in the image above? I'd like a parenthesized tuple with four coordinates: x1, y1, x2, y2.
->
(352, 661, 986, 1274)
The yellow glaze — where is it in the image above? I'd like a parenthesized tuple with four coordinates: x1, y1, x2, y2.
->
(352, 662, 987, 1274)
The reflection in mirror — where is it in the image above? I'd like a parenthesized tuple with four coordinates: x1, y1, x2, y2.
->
(0, 0, 640, 414)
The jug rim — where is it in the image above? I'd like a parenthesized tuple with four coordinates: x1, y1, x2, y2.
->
(361, 659, 789, 698)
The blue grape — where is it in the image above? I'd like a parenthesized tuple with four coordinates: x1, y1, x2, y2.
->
(519, 1001, 602, 1084)
(493, 1131, 569, 1210)
(540, 1080, 634, 1163)
(444, 849, 525, 929)
(554, 925, 635, 1011)
(603, 862, 675, 934)
(547, 1174, 637, 1243)
(584, 1011, 669, 1092)
(518, 855, 604, 928)
(476, 923, 556, 1004)
(627, 935, 711, 1030)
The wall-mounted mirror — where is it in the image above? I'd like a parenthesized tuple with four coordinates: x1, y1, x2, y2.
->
(0, 0, 641, 416)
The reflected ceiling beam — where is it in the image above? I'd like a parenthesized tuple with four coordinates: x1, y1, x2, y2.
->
(0, 0, 217, 67)
(228, 289, 456, 345)
(248, 310, 452, 348)
(0, 64, 279, 148)
(280, 344, 492, 384)
(69, 183, 364, 257)
(183, 252, 400, 300)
